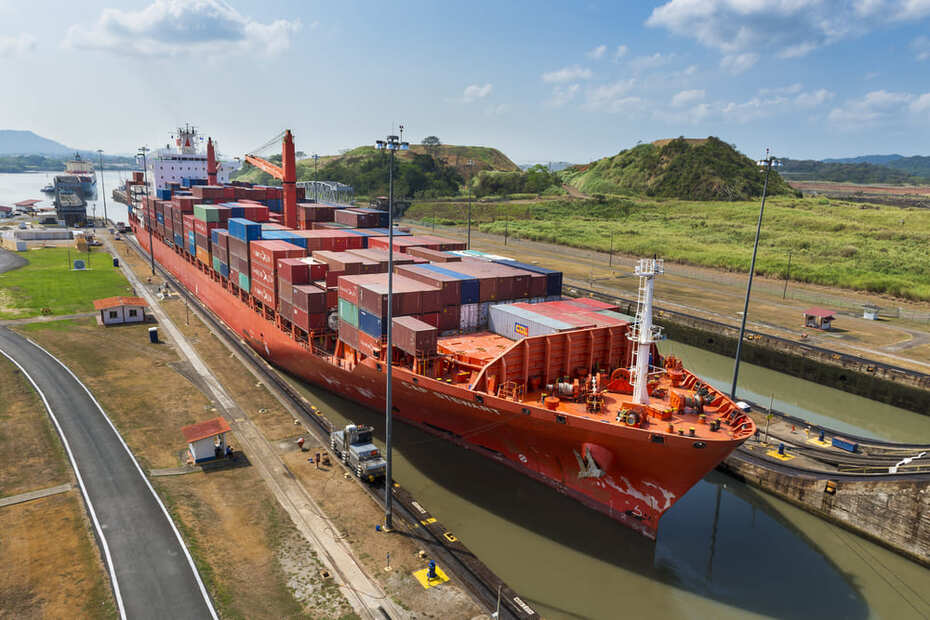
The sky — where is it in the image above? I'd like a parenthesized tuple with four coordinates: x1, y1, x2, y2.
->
(1, 0, 930, 163)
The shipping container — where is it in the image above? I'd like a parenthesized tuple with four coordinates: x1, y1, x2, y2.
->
(394, 264, 461, 307)
(459, 303, 479, 331)
(344, 248, 416, 270)
(250, 240, 305, 270)
(292, 306, 326, 332)
(406, 247, 462, 262)
(357, 274, 441, 318)
(277, 258, 310, 285)
(489, 304, 575, 339)
(357, 329, 383, 358)
(439, 304, 460, 332)
(358, 308, 384, 338)
(338, 320, 360, 349)
(338, 298, 359, 327)
(418, 264, 480, 304)
(392, 316, 438, 356)
(492, 259, 563, 297)
(238, 271, 250, 292)
(292, 284, 326, 313)
(228, 217, 263, 241)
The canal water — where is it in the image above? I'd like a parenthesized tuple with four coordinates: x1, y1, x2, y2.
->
(284, 341, 930, 620)
(0, 171, 132, 225)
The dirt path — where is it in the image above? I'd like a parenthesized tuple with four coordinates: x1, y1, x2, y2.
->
(404, 221, 930, 373)
(562, 183, 589, 199)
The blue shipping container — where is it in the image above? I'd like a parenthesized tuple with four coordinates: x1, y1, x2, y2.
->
(228, 218, 262, 241)
(831, 437, 859, 453)
(187, 231, 196, 255)
(420, 264, 481, 304)
(358, 308, 384, 337)
(211, 228, 228, 245)
(262, 230, 307, 248)
(174, 233, 183, 248)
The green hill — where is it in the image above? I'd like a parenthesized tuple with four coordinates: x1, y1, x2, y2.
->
(232, 144, 519, 198)
(561, 137, 795, 200)
(779, 159, 929, 184)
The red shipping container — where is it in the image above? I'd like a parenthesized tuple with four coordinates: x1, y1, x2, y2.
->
(277, 258, 310, 285)
(410, 234, 467, 251)
(567, 297, 620, 311)
(251, 280, 276, 307)
(357, 330, 383, 358)
(406, 247, 462, 262)
(292, 307, 326, 332)
(338, 320, 360, 348)
(279, 298, 294, 320)
(439, 304, 460, 331)
(337, 274, 385, 305)
(251, 263, 276, 288)
(395, 264, 461, 307)
(418, 312, 440, 328)
(392, 316, 438, 355)
(326, 286, 337, 310)
(250, 240, 305, 270)
(182, 213, 195, 234)
(298, 257, 328, 281)
(277, 278, 293, 304)
(292, 284, 327, 313)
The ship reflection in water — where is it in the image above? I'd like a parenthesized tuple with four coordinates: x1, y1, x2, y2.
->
(287, 375, 930, 620)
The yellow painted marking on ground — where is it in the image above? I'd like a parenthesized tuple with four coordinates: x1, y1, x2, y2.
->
(767, 449, 796, 461)
(413, 566, 450, 589)
(808, 438, 832, 447)
(420, 517, 436, 526)
(443, 531, 457, 542)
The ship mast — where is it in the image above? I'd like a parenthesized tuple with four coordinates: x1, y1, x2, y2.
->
(629, 257, 664, 405)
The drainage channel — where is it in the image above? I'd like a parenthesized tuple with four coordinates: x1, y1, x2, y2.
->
(122, 235, 538, 620)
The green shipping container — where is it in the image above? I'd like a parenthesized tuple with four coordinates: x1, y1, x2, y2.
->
(212, 256, 221, 273)
(238, 272, 250, 292)
(338, 298, 359, 327)
(193, 204, 221, 222)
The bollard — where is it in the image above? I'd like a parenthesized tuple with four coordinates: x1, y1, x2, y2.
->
(819, 430, 825, 442)
(778, 443, 785, 456)
(427, 560, 437, 581)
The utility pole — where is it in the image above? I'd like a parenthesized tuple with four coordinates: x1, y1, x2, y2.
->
(97, 149, 108, 227)
(731, 150, 779, 400)
(783, 250, 792, 299)
(375, 132, 409, 531)
(504, 217, 509, 246)
(609, 231, 614, 266)
(138, 146, 155, 276)
(465, 159, 474, 249)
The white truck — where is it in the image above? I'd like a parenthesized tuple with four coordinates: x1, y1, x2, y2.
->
(330, 423, 387, 482)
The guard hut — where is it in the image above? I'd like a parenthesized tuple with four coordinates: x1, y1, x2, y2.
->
(863, 304, 880, 320)
(181, 417, 232, 463)
(802, 307, 835, 330)
(93, 296, 148, 326)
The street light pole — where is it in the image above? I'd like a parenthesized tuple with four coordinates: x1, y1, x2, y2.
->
(375, 132, 409, 530)
(731, 150, 778, 400)
(139, 146, 155, 276)
(783, 250, 792, 299)
(97, 149, 108, 227)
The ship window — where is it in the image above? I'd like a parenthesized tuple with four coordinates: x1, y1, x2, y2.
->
(693, 441, 706, 449)
(474, 395, 484, 404)
(522, 407, 531, 415)
(556, 415, 566, 424)
(412, 377, 418, 384)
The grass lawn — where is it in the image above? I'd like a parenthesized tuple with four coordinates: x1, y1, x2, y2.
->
(0, 248, 133, 318)
(406, 195, 930, 301)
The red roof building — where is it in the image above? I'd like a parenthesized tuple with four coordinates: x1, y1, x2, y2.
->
(181, 417, 232, 463)
(803, 307, 836, 330)
(93, 296, 148, 325)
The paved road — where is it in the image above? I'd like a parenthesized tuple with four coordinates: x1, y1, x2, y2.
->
(0, 246, 28, 274)
(0, 327, 215, 620)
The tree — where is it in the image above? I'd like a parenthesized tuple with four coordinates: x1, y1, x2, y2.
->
(421, 136, 441, 158)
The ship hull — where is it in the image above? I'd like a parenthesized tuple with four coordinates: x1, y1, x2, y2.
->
(134, 224, 746, 538)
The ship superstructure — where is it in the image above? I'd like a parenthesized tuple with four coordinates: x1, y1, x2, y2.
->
(126, 128, 754, 537)
(147, 125, 240, 192)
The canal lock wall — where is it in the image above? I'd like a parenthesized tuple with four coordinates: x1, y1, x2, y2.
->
(720, 454, 930, 567)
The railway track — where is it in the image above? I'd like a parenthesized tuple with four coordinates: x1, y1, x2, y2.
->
(122, 235, 537, 620)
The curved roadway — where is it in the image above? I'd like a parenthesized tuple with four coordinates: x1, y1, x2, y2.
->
(0, 327, 216, 620)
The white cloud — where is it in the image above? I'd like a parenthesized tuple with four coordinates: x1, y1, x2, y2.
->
(542, 65, 593, 83)
(671, 89, 705, 107)
(486, 103, 510, 116)
(547, 84, 580, 108)
(720, 53, 758, 74)
(587, 44, 607, 60)
(911, 93, 930, 113)
(0, 33, 35, 57)
(759, 83, 803, 96)
(628, 52, 672, 72)
(585, 79, 639, 112)
(463, 83, 493, 102)
(648, 0, 930, 66)
(912, 36, 930, 60)
(66, 0, 301, 56)
(828, 90, 917, 126)
(614, 44, 629, 60)
(795, 88, 834, 106)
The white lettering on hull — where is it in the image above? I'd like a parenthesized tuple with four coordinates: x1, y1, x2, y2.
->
(401, 381, 499, 414)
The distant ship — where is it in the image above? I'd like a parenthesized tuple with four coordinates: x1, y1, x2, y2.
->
(53, 153, 96, 197)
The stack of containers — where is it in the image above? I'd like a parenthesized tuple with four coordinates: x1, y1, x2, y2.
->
(296, 203, 338, 228)
(392, 316, 438, 357)
(276, 258, 328, 332)
(337, 274, 388, 351)
(192, 204, 229, 266)
(366, 227, 412, 237)
(491, 259, 562, 300)
(227, 218, 263, 291)
(409, 235, 467, 251)
(344, 248, 419, 271)
(313, 251, 379, 287)
(211, 229, 230, 278)
(249, 240, 305, 308)
(508, 302, 598, 330)
(357, 274, 442, 342)
(294, 230, 366, 252)
(394, 264, 474, 332)
(182, 214, 196, 256)
(349, 207, 389, 228)
(262, 229, 307, 248)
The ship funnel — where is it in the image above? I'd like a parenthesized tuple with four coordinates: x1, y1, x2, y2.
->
(629, 258, 664, 405)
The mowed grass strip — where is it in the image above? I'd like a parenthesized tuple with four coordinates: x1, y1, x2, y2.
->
(406, 196, 930, 301)
(0, 248, 133, 318)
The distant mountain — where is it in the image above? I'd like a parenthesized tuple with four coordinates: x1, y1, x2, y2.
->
(822, 154, 903, 165)
(779, 158, 928, 184)
(883, 156, 930, 179)
(561, 137, 795, 201)
(0, 130, 73, 155)
(519, 161, 574, 172)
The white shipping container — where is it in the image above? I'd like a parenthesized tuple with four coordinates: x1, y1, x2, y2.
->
(459, 303, 479, 331)
(489, 304, 574, 340)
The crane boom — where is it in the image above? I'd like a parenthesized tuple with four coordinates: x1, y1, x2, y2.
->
(245, 129, 297, 228)
(206, 137, 218, 185)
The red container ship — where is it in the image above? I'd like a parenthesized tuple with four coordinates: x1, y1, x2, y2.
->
(126, 130, 755, 538)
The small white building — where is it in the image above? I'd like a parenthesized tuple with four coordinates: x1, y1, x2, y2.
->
(93, 296, 148, 326)
(181, 417, 232, 463)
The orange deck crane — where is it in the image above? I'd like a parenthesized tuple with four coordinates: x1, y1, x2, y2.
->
(245, 130, 298, 229)
(206, 137, 218, 185)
